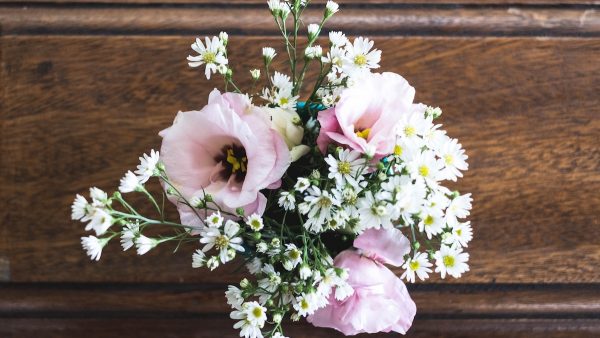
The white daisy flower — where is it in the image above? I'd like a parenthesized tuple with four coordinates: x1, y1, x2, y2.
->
(417, 211, 446, 239)
(192, 249, 206, 268)
(135, 235, 158, 255)
(81, 235, 107, 261)
(258, 264, 281, 292)
(84, 207, 114, 236)
(246, 213, 264, 232)
(135, 149, 160, 184)
(71, 194, 91, 221)
(272, 71, 292, 91)
(225, 285, 245, 309)
(343, 37, 381, 75)
(401, 252, 433, 283)
(273, 87, 299, 109)
(325, 149, 366, 188)
(357, 191, 393, 230)
(200, 220, 245, 263)
(293, 292, 318, 317)
(89, 187, 109, 206)
(231, 301, 267, 336)
(408, 150, 444, 183)
(205, 211, 224, 228)
(446, 193, 473, 227)
(434, 245, 470, 279)
(302, 187, 341, 233)
(120, 221, 139, 251)
(118, 170, 141, 193)
(328, 31, 348, 47)
(278, 191, 296, 211)
(262, 47, 277, 63)
(187, 36, 228, 79)
(283, 244, 302, 271)
(436, 136, 469, 181)
(446, 221, 473, 248)
(294, 177, 311, 192)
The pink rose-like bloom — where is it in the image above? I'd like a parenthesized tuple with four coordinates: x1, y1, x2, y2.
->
(317, 72, 416, 157)
(159, 89, 290, 226)
(307, 228, 416, 335)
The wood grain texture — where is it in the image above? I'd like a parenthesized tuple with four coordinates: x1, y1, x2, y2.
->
(2, 284, 600, 316)
(1, 7, 599, 36)
(0, 318, 599, 338)
(1, 35, 599, 283)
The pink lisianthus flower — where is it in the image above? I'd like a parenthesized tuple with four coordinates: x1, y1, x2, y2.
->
(307, 228, 416, 335)
(159, 89, 290, 226)
(316, 72, 416, 157)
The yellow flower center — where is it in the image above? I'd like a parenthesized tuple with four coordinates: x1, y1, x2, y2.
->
(355, 128, 371, 140)
(250, 219, 262, 230)
(301, 299, 310, 310)
(354, 54, 367, 66)
(444, 154, 454, 165)
(317, 196, 332, 208)
(418, 165, 429, 177)
(338, 161, 351, 175)
(443, 255, 455, 267)
(252, 307, 263, 318)
(404, 126, 416, 137)
(409, 260, 420, 271)
(424, 215, 434, 226)
(279, 97, 289, 105)
(456, 229, 462, 236)
(288, 249, 301, 261)
(394, 144, 403, 156)
(214, 235, 230, 249)
(226, 148, 248, 174)
(203, 52, 216, 64)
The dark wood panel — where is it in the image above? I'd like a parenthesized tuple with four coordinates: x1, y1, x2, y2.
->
(0, 318, 598, 338)
(0, 7, 598, 36)
(1, 35, 599, 283)
(2, 284, 600, 316)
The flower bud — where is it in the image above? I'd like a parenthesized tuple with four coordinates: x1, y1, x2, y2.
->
(307, 24, 320, 42)
(250, 69, 261, 80)
(240, 278, 251, 289)
(219, 31, 229, 46)
(325, 1, 339, 19)
(272, 313, 283, 324)
(262, 47, 277, 64)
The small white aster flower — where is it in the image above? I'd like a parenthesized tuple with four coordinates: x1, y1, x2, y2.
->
(135, 149, 160, 184)
(231, 301, 267, 337)
(302, 187, 341, 233)
(446, 221, 473, 247)
(206, 256, 220, 270)
(408, 150, 444, 183)
(250, 68, 261, 80)
(200, 220, 245, 263)
(325, 0, 340, 18)
(205, 211, 224, 228)
(89, 187, 109, 206)
(434, 245, 470, 279)
(187, 36, 228, 79)
(71, 194, 91, 221)
(418, 211, 446, 239)
(246, 257, 263, 274)
(225, 285, 244, 309)
(343, 37, 381, 75)
(262, 47, 277, 63)
(192, 249, 206, 268)
(85, 207, 114, 236)
(120, 221, 139, 251)
(357, 191, 393, 230)
(294, 177, 311, 192)
(135, 235, 158, 255)
(305, 45, 323, 59)
(307, 23, 320, 41)
(436, 136, 469, 181)
(283, 244, 302, 271)
(278, 191, 296, 211)
(325, 149, 366, 188)
(256, 242, 268, 253)
(328, 31, 348, 47)
(118, 170, 141, 193)
(246, 213, 264, 232)
(273, 87, 299, 109)
(81, 235, 108, 261)
(258, 264, 282, 293)
(446, 193, 473, 227)
(402, 252, 433, 283)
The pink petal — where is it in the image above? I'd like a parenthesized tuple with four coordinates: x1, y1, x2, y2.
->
(354, 228, 411, 267)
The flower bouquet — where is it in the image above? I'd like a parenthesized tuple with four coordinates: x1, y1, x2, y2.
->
(72, 1, 473, 337)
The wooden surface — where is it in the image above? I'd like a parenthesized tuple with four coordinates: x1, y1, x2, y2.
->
(1, 0, 600, 337)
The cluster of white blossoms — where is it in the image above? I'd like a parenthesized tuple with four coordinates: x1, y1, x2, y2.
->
(72, 150, 167, 261)
(279, 105, 472, 283)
